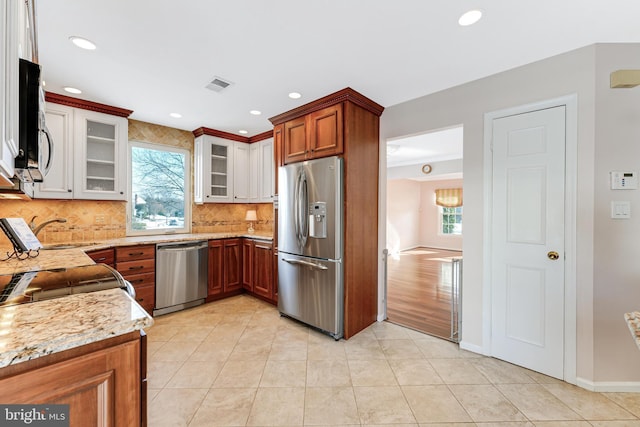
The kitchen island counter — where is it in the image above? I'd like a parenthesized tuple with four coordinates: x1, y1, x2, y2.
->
(0, 287, 153, 368)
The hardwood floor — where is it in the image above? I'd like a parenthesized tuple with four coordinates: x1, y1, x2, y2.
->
(386, 247, 462, 341)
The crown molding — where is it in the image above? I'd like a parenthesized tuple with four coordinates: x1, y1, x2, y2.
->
(268, 87, 384, 125)
(45, 92, 133, 117)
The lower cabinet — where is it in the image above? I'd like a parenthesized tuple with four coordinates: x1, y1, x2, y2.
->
(0, 331, 146, 427)
(115, 245, 156, 315)
(207, 238, 243, 300)
(242, 238, 275, 304)
(86, 247, 115, 267)
(208, 237, 275, 304)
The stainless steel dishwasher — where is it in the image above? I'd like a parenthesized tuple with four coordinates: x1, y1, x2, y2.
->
(154, 240, 208, 316)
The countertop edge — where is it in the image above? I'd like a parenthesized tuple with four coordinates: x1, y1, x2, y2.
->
(0, 289, 154, 369)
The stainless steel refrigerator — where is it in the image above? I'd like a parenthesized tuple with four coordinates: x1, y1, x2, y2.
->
(278, 156, 343, 339)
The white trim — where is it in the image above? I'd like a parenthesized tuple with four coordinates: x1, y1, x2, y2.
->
(126, 140, 192, 236)
(576, 378, 640, 393)
(482, 94, 578, 385)
(459, 340, 488, 356)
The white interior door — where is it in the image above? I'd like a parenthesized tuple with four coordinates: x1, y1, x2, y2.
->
(491, 106, 566, 379)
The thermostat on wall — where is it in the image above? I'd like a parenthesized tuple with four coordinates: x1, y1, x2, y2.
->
(611, 171, 638, 190)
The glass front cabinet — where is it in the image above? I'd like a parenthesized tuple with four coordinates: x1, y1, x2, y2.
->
(74, 109, 127, 200)
(194, 135, 235, 203)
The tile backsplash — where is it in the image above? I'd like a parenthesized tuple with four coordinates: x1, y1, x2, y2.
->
(0, 199, 273, 248)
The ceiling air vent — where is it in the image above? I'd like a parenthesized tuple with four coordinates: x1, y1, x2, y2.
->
(206, 76, 233, 93)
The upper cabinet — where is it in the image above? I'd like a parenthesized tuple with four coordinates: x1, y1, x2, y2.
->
(31, 95, 131, 200)
(194, 135, 235, 203)
(0, 0, 21, 185)
(74, 109, 128, 200)
(194, 133, 274, 204)
(282, 104, 343, 164)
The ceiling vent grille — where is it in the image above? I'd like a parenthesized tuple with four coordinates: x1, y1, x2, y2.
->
(206, 76, 233, 92)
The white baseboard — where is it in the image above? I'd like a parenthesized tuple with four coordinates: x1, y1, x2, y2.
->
(459, 340, 488, 356)
(576, 377, 640, 392)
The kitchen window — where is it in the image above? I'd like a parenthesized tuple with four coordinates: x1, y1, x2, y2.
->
(127, 141, 190, 235)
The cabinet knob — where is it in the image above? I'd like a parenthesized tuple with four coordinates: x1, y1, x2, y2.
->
(68, 189, 72, 192)
(120, 191, 124, 195)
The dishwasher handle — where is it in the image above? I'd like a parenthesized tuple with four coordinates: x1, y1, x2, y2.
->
(156, 241, 208, 252)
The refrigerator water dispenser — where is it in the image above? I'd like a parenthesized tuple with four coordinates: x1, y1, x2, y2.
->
(309, 202, 327, 238)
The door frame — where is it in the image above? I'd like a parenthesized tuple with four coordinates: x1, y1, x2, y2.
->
(482, 94, 578, 384)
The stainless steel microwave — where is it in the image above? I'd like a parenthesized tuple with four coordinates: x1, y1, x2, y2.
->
(14, 58, 52, 183)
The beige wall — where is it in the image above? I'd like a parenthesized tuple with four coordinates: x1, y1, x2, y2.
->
(387, 178, 463, 253)
(380, 44, 609, 382)
(0, 119, 273, 249)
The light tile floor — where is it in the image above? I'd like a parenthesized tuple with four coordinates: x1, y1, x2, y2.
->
(146, 295, 640, 426)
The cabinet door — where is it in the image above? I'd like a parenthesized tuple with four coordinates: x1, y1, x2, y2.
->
(233, 142, 251, 202)
(74, 109, 127, 200)
(258, 138, 274, 202)
(193, 136, 204, 203)
(223, 238, 242, 292)
(208, 240, 223, 296)
(283, 116, 307, 164)
(242, 239, 253, 291)
(0, 0, 20, 185)
(204, 136, 234, 203)
(252, 240, 273, 299)
(273, 125, 283, 195)
(308, 104, 343, 159)
(249, 142, 259, 201)
(34, 104, 74, 198)
(0, 339, 141, 427)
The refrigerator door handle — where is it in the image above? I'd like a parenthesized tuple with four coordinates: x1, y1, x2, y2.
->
(282, 258, 329, 270)
(294, 169, 308, 248)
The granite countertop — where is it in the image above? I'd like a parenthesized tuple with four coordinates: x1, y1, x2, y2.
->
(0, 232, 273, 275)
(0, 288, 153, 368)
(625, 311, 640, 350)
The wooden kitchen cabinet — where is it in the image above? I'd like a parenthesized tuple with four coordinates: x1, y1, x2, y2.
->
(242, 238, 253, 291)
(252, 239, 273, 300)
(0, 331, 145, 427)
(86, 247, 115, 267)
(241, 238, 275, 304)
(207, 238, 243, 300)
(115, 244, 156, 315)
(282, 104, 343, 164)
(269, 87, 384, 339)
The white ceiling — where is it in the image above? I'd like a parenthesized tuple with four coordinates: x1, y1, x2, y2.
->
(36, 1, 640, 137)
(387, 126, 463, 168)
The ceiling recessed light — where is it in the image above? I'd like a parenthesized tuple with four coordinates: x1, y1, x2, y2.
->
(458, 10, 482, 26)
(250, 110, 262, 115)
(69, 36, 97, 50)
(169, 113, 182, 118)
(239, 130, 248, 134)
(63, 87, 82, 94)
(288, 92, 302, 99)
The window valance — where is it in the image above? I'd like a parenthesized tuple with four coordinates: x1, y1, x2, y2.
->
(435, 188, 463, 207)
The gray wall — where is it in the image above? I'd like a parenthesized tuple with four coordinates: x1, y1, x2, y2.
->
(380, 43, 640, 385)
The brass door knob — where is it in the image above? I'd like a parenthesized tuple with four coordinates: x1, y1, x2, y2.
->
(548, 251, 560, 260)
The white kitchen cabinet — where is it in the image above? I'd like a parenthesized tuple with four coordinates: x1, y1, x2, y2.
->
(194, 135, 235, 203)
(73, 109, 127, 200)
(31, 105, 127, 200)
(32, 104, 74, 198)
(258, 138, 274, 202)
(195, 136, 274, 204)
(233, 142, 252, 202)
(0, 0, 20, 185)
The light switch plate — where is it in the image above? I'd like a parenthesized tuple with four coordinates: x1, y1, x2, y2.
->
(611, 201, 632, 219)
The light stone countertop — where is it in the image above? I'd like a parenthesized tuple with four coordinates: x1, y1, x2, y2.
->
(625, 311, 640, 350)
(0, 231, 273, 275)
(0, 288, 153, 368)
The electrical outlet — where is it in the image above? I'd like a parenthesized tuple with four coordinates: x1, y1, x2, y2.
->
(95, 215, 105, 224)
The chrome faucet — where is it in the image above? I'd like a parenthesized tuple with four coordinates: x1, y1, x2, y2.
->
(30, 216, 68, 236)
